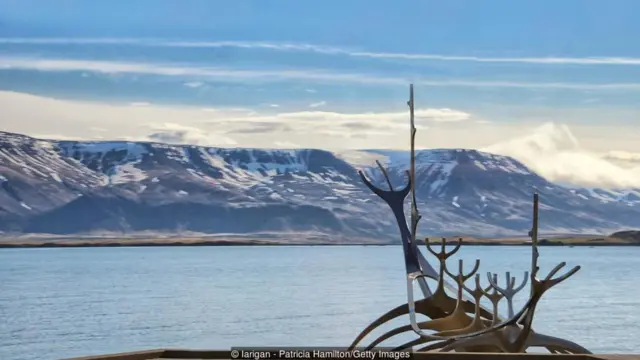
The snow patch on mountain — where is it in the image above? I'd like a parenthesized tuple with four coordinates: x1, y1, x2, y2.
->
(50, 172, 63, 183)
(108, 162, 148, 185)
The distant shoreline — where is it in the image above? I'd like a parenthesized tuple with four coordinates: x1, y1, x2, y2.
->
(0, 236, 638, 249)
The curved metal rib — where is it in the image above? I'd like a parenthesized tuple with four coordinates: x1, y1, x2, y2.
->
(488, 271, 528, 318)
(391, 259, 581, 352)
(348, 303, 412, 350)
(439, 328, 592, 354)
(408, 259, 480, 337)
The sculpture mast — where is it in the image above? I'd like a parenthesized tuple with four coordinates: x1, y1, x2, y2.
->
(530, 193, 540, 297)
(408, 84, 420, 252)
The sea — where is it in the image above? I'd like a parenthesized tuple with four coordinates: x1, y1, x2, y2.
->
(1, 245, 639, 360)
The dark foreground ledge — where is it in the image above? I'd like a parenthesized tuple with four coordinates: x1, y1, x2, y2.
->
(63, 349, 640, 360)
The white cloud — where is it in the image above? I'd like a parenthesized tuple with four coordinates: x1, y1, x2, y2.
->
(0, 91, 468, 142)
(145, 123, 236, 146)
(1, 91, 639, 189)
(3, 38, 640, 66)
(0, 56, 404, 85)
(415, 108, 470, 122)
(483, 123, 640, 189)
(217, 108, 471, 127)
(309, 101, 327, 108)
(345, 51, 640, 66)
(603, 150, 640, 169)
(274, 141, 300, 148)
(30, 133, 88, 141)
(604, 150, 640, 162)
(2, 56, 640, 91)
(582, 98, 600, 104)
(184, 81, 204, 88)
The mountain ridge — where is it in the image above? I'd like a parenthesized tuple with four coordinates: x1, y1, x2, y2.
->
(1, 130, 639, 239)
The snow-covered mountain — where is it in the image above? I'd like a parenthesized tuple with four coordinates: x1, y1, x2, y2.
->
(0, 131, 638, 238)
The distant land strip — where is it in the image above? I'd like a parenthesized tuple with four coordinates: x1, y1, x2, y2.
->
(0, 233, 639, 248)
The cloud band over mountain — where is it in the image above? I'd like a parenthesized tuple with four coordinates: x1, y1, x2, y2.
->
(1, 91, 637, 189)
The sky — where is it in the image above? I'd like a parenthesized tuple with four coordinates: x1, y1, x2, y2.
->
(0, 0, 639, 188)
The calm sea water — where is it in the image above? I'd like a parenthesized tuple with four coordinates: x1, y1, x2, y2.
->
(0, 245, 639, 360)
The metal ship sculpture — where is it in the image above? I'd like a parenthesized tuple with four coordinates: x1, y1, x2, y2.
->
(348, 84, 591, 354)
(65, 86, 640, 360)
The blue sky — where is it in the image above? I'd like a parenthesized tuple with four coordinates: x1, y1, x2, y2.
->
(2, 0, 640, 107)
(0, 0, 639, 187)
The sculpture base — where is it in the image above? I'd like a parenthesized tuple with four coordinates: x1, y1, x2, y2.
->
(64, 349, 640, 360)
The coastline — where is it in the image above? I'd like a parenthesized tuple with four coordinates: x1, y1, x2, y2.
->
(0, 235, 638, 248)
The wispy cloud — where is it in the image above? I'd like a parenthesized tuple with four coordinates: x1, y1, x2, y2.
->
(0, 57, 403, 85)
(2, 56, 640, 91)
(346, 51, 640, 66)
(274, 141, 300, 148)
(483, 123, 640, 188)
(605, 150, 640, 162)
(603, 150, 640, 168)
(3, 38, 640, 66)
(183, 81, 204, 88)
(0, 90, 472, 145)
(146, 123, 237, 146)
(309, 101, 326, 108)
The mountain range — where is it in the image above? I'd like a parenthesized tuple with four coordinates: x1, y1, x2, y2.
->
(0, 131, 638, 240)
